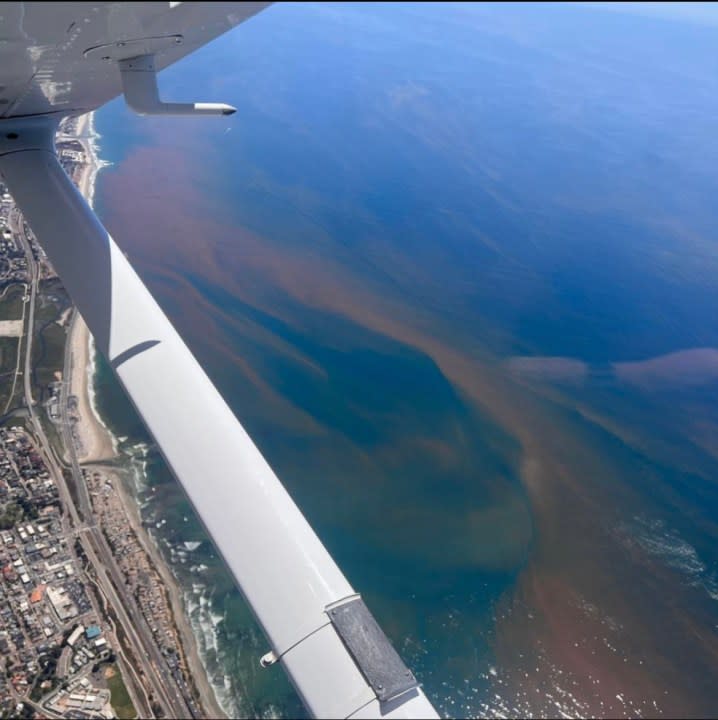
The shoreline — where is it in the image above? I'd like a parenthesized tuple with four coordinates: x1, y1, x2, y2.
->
(67, 313, 116, 463)
(67, 111, 228, 720)
(96, 462, 228, 720)
(67, 111, 116, 465)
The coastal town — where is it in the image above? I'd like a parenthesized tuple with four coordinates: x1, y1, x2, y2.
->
(0, 116, 221, 719)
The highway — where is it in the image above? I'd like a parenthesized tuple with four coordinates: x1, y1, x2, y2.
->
(11, 224, 162, 719)
(6, 171, 198, 719)
(20, 219, 36, 414)
(60, 309, 195, 719)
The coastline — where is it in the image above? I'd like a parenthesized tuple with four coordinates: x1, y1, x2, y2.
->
(67, 313, 116, 463)
(100, 463, 228, 720)
(67, 111, 228, 720)
(67, 111, 116, 465)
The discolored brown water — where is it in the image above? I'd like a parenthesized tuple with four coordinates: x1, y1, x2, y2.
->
(93, 3, 718, 717)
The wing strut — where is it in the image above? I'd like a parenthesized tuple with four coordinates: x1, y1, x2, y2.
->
(119, 54, 237, 116)
(0, 115, 438, 720)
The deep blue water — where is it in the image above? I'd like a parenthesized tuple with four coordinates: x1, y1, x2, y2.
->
(92, 3, 718, 718)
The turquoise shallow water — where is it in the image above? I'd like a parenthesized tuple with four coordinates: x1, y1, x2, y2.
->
(91, 304, 528, 718)
(90, 3, 718, 718)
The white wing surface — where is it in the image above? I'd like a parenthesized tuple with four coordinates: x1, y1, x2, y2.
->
(0, 4, 438, 719)
(0, 2, 268, 117)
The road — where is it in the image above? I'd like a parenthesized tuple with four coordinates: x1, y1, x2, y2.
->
(11, 225, 156, 719)
(20, 218, 36, 412)
(8, 177, 197, 719)
(60, 310, 194, 719)
(1, 209, 30, 415)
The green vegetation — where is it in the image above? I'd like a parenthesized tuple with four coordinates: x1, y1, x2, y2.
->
(31, 280, 72, 401)
(33, 322, 66, 391)
(0, 283, 26, 414)
(0, 413, 27, 431)
(0, 496, 38, 529)
(18, 495, 37, 521)
(29, 646, 62, 701)
(0, 501, 23, 530)
(37, 410, 62, 453)
(106, 664, 137, 720)
(0, 337, 19, 376)
(29, 673, 59, 702)
(0, 336, 20, 413)
(0, 283, 26, 322)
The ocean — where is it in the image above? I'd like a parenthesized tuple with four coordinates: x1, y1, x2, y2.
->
(90, 4, 718, 718)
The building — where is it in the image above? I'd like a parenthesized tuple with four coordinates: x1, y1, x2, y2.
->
(84, 625, 101, 641)
(66, 625, 84, 648)
(46, 586, 78, 621)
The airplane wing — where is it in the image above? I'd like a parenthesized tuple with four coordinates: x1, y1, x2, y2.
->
(0, 2, 268, 117)
(0, 3, 438, 719)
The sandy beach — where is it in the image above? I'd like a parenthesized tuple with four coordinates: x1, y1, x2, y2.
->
(66, 111, 227, 719)
(67, 313, 116, 463)
(65, 112, 117, 464)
